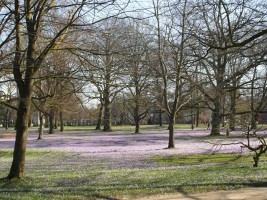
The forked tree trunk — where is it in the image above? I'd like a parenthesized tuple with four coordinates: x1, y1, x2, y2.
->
(7, 0, 33, 179)
(8, 0, 85, 180)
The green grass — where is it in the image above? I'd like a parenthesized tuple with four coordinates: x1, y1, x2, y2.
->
(3, 123, 255, 134)
(46, 124, 195, 132)
(60, 124, 167, 132)
(0, 123, 266, 133)
(151, 153, 255, 165)
(1, 150, 267, 199)
(0, 150, 63, 158)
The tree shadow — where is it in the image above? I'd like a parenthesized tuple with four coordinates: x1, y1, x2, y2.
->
(1, 175, 267, 200)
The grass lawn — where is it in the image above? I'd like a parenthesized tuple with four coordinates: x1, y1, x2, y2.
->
(15, 124, 196, 132)
(1, 150, 267, 200)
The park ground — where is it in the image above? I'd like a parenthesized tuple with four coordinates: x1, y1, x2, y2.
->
(0, 125, 267, 199)
(135, 187, 267, 200)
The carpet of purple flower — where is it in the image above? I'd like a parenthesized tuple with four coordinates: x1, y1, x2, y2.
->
(0, 128, 258, 167)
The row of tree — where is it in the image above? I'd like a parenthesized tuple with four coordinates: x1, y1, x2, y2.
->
(0, 0, 267, 179)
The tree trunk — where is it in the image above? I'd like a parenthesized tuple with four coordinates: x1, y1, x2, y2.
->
(54, 118, 58, 129)
(159, 109, 163, 126)
(253, 155, 259, 167)
(103, 103, 112, 132)
(134, 118, 140, 134)
(95, 101, 103, 130)
(8, 0, 84, 180)
(103, 86, 112, 132)
(191, 107, 194, 130)
(7, 95, 32, 179)
(195, 104, 200, 127)
(48, 108, 55, 134)
(102, 36, 112, 132)
(250, 67, 257, 130)
(4, 108, 9, 130)
(7, 0, 34, 179)
(54, 110, 58, 129)
(229, 109, 236, 131)
(44, 114, 49, 128)
(251, 113, 258, 130)
(210, 99, 222, 136)
(133, 101, 140, 133)
(37, 112, 44, 140)
(28, 117, 32, 127)
(168, 116, 175, 148)
(60, 111, 64, 132)
(229, 81, 237, 131)
(222, 98, 225, 128)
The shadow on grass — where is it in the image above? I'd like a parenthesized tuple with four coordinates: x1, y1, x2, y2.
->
(1, 176, 267, 200)
(189, 154, 244, 165)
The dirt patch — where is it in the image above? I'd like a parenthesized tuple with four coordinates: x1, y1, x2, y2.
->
(126, 187, 267, 200)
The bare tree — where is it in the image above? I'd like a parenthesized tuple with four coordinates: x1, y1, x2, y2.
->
(33, 49, 84, 137)
(122, 21, 155, 133)
(189, 0, 267, 136)
(0, 80, 16, 129)
(2, 0, 116, 179)
(152, 0, 191, 148)
(77, 20, 129, 132)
